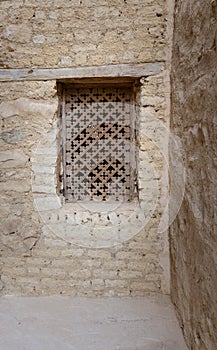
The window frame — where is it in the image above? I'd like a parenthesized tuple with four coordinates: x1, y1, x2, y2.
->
(58, 79, 139, 204)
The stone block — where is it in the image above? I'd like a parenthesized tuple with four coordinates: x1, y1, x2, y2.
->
(0, 149, 28, 168)
(4, 24, 32, 43)
(0, 129, 28, 144)
(0, 98, 58, 119)
(34, 196, 62, 211)
(31, 165, 56, 174)
(33, 35, 46, 44)
(0, 180, 30, 192)
(31, 184, 56, 194)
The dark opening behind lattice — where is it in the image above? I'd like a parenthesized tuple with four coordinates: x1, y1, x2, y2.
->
(61, 84, 136, 202)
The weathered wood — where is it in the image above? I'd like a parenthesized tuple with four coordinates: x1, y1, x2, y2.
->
(0, 63, 163, 82)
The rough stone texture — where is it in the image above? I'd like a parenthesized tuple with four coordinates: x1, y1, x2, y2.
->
(0, 0, 171, 297)
(0, 0, 167, 69)
(170, 1, 217, 349)
(0, 76, 169, 297)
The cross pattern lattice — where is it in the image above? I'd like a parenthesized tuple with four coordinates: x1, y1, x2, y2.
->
(62, 84, 135, 202)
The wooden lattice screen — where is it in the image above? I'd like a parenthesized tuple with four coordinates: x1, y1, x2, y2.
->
(61, 83, 136, 202)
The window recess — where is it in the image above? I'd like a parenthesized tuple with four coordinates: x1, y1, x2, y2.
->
(60, 82, 137, 203)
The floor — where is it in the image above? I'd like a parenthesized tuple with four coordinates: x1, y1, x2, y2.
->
(0, 294, 188, 350)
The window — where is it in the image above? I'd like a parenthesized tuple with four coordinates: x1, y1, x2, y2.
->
(60, 82, 137, 203)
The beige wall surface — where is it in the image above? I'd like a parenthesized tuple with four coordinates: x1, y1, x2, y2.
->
(0, 1, 171, 296)
(170, 0, 217, 349)
(0, 0, 166, 68)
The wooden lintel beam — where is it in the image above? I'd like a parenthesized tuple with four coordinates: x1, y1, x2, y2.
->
(0, 63, 163, 82)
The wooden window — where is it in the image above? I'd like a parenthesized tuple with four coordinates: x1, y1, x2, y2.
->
(60, 82, 137, 202)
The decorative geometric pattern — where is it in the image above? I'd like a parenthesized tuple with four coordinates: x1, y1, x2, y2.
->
(62, 84, 136, 202)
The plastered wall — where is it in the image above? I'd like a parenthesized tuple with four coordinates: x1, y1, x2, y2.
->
(170, 0, 217, 348)
(0, 0, 171, 296)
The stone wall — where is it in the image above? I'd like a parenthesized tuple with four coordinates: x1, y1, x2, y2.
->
(0, 0, 171, 296)
(0, 0, 166, 69)
(170, 0, 217, 349)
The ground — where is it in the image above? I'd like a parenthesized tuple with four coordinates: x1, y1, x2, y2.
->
(0, 294, 188, 350)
